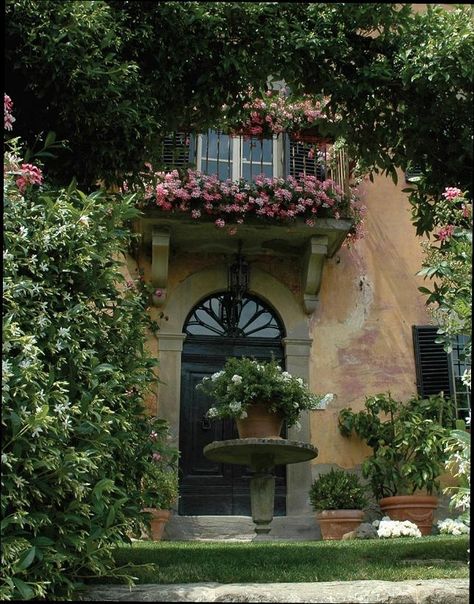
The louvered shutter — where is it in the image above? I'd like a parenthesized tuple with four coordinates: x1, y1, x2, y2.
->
(159, 132, 195, 169)
(286, 135, 326, 179)
(412, 325, 453, 397)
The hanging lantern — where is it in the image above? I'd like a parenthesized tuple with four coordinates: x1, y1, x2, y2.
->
(228, 242, 249, 302)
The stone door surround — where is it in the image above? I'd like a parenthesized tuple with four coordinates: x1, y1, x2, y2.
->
(156, 264, 314, 516)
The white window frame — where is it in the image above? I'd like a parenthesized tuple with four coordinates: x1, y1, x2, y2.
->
(196, 131, 284, 181)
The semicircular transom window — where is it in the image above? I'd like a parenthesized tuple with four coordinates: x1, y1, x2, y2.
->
(184, 293, 284, 339)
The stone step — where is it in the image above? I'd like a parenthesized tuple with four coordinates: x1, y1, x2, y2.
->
(163, 515, 321, 541)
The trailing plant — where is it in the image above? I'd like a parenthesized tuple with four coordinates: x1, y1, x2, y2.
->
(220, 86, 341, 139)
(338, 393, 455, 500)
(2, 117, 177, 599)
(416, 187, 472, 373)
(125, 166, 365, 241)
(197, 357, 333, 430)
(309, 468, 368, 511)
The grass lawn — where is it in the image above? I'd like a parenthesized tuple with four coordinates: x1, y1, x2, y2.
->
(95, 536, 469, 584)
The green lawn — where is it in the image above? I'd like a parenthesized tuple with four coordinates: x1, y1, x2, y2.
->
(95, 536, 469, 584)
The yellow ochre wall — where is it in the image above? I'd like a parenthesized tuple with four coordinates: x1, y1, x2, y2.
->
(309, 169, 431, 468)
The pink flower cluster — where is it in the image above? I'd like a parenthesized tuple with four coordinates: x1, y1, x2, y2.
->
(16, 163, 43, 192)
(4, 93, 15, 131)
(228, 88, 336, 139)
(127, 167, 365, 241)
(442, 187, 462, 201)
(437, 224, 455, 241)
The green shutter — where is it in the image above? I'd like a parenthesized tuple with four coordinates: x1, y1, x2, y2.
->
(412, 325, 452, 397)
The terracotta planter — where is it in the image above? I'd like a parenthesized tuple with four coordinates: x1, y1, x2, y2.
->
(379, 495, 438, 536)
(235, 403, 283, 439)
(316, 510, 364, 540)
(143, 508, 172, 541)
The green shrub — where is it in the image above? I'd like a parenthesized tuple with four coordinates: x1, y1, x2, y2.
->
(309, 468, 368, 511)
(338, 393, 455, 500)
(1, 137, 177, 600)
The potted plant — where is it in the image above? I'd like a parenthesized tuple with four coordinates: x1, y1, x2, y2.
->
(338, 393, 455, 535)
(309, 468, 368, 540)
(197, 357, 333, 438)
(141, 418, 179, 541)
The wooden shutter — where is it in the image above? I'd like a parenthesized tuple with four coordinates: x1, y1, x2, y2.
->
(412, 325, 453, 397)
(286, 135, 326, 179)
(159, 132, 195, 169)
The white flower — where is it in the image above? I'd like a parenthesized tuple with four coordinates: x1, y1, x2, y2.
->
(461, 369, 471, 389)
(281, 371, 292, 381)
(229, 401, 242, 413)
(58, 327, 71, 339)
(31, 427, 43, 438)
(437, 518, 470, 535)
(231, 374, 242, 384)
(211, 371, 224, 382)
(296, 377, 304, 386)
(207, 407, 219, 418)
(378, 519, 421, 538)
(78, 215, 90, 227)
(19, 226, 28, 238)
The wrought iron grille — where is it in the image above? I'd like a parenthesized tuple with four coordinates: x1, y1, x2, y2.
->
(184, 293, 284, 339)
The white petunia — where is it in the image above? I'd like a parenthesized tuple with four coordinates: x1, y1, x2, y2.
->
(231, 374, 242, 384)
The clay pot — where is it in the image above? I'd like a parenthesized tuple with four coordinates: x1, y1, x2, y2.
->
(235, 403, 283, 439)
(316, 510, 365, 540)
(379, 495, 438, 536)
(143, 508, 172, 541)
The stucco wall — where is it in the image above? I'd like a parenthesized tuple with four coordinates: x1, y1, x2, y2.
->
(309, 169, 431, 468)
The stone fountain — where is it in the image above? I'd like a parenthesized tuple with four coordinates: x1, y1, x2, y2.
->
(203, 437, 317, 538)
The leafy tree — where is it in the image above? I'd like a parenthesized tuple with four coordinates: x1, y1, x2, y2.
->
(6, 2, 473, 213)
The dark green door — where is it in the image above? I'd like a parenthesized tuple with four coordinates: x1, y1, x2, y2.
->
(178, 293, 287, 516)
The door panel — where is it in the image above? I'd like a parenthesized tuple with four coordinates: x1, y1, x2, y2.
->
(179, 345, 287, 516)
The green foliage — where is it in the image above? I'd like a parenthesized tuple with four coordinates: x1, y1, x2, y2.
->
(5, 2, 473, 213)
(309, 468, 368, 511)
(140, 419, 179, 510)
(1, 139, 178, 600)
(338, 393, 455, 500)
(197, 357, 332, 429)
(443, 427, 471, 524)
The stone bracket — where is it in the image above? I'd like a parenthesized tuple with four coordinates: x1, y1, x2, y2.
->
(151, 227, 170, 306)
(302, 235, 328, 314)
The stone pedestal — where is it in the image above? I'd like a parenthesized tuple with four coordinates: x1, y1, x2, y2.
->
(203, 438, 317, 536)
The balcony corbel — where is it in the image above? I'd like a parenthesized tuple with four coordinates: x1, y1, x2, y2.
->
(302, 235, 328, 314)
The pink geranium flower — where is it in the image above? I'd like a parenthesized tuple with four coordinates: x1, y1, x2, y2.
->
(16, 163, 43, 192)
(4, 94, 15, 131)
(442, 187, 462, 201)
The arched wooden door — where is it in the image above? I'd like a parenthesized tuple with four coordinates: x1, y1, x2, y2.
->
(179, 292, 287, 515)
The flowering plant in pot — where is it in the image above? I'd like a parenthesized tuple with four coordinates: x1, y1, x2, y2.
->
(140, 418, 179, 540)
(309, 468, 368, 540)
(197, 357, 333, 438)
(220, 86, 340, 140)
(338, 392, 455, 535)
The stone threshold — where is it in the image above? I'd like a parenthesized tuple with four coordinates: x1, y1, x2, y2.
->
(163, 514, 321, 541)
(79, 579, 469, 603)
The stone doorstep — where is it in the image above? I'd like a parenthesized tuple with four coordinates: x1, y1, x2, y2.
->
(80, 579, 470, 603)
(163, 515, 321, 541)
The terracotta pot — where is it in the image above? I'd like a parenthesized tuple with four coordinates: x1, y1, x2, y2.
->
(143, 508, 172, 541)
(379, 495, 438, 536)
(235, 403, 283, 439)
(316, 510, 365, 540)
